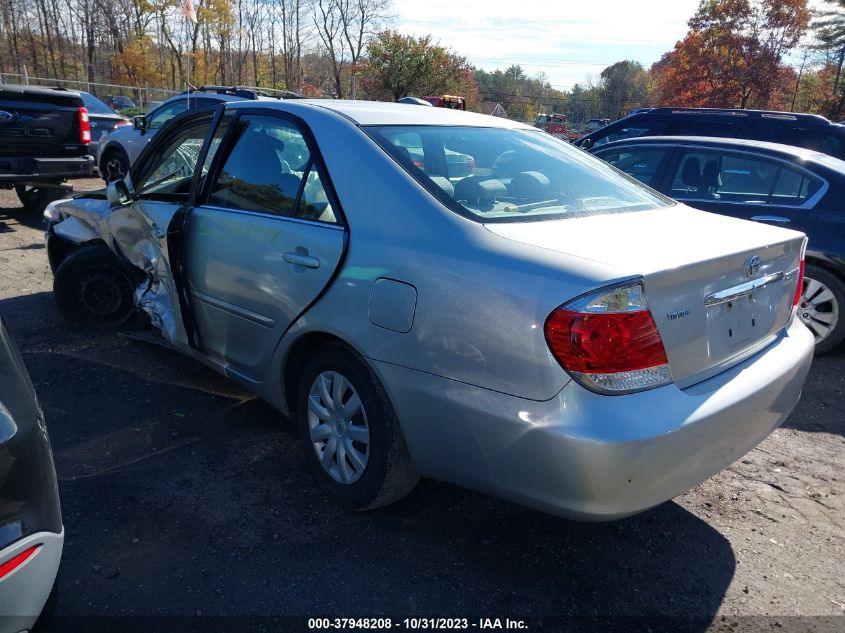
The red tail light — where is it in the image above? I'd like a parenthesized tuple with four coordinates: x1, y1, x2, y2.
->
(544, 281, 673, 394)
(78, 107, 91, 144)
(0, 545, 39, 579)
(792, 239, 807, 307)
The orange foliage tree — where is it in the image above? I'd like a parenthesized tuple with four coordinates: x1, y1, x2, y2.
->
(651, 0, 810, 109)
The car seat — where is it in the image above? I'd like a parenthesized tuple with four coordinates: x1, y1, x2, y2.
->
(701, 160, 722, 199)
(680, 157, 703, 193)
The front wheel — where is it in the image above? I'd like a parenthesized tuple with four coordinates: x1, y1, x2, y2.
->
(798, 264, 845, 354)
(297, 343, 419, 510)
(53, 244, 143, 329)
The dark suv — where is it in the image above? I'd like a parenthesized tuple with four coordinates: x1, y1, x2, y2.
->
(574, 107, 845, 160)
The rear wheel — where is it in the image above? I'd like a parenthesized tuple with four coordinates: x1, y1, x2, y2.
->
(53, 244, 143, 329)
(799, 264, 845, 354)
(101, 149, 129, 183)
(14, 182, 65, 213)
(296, 343, 419, 510)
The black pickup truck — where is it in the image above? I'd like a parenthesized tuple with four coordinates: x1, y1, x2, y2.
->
(0, 85, 94, 212)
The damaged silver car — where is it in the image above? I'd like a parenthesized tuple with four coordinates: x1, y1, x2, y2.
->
(44, 101, 814, 520)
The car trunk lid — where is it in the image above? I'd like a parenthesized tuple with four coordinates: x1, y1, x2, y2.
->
(485, 205, 805, 388)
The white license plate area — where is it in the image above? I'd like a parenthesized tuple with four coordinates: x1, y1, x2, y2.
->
(706, 291, 778, 358)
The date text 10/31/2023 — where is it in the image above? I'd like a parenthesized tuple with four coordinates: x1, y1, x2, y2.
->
(307, 618, 529, 630)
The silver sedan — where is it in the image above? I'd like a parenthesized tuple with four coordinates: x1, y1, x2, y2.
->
(44, 101, 814, 520)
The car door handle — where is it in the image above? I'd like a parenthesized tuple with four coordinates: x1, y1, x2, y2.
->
(751, 215, 791, 224)
(283, 252, 320, 269)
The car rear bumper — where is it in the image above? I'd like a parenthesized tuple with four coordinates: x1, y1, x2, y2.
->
(0, 156, 94, 183)
(0, 529, 63, 633)
(375, 318, 814, 521)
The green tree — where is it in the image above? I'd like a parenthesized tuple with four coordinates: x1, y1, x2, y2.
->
(812, 0, 845, 116)
(359, 30, 474, 102)
(599, 60, 649, 118)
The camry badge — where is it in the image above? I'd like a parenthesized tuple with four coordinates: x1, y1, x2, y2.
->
(745, 255, 761, 277)
(667, 308, 690, 321)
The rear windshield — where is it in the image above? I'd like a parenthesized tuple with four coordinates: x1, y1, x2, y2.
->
(365, 125, 670, 222)
(80, 92, 115, 115)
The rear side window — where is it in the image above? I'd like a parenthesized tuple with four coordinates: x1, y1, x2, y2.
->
(669, 149, 821, 205)
(665, 120, 739, 138)
(148, 97, 216, 130)
(594, 147, 669, 185)
(591, 120, 666, 148)
(774, 127, 845, 160)
(208, 114, 336, 223)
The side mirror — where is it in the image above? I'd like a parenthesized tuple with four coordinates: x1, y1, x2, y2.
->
(133, 115, 147, 131)
(580, 138, 594, 150)
(107, 179, 132, 206)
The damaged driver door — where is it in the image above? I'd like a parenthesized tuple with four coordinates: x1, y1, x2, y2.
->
(109, 109, 221, 351)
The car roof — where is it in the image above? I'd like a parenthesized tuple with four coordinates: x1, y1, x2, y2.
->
(0, 84, 82, 97)
(228, 99, 534, 129)
(631, 106, 832, 125)
(595, 135, 831, 161)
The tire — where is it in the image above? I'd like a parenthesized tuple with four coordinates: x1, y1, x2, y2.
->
(14, 183, 65, 213)
(799, 263, 845, 354)
(297, 342, 419, 510)
(101, 149, 129, 183)
(53, 244, 143, 329)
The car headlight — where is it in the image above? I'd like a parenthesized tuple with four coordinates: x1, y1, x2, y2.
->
(43, 201, 63, 222)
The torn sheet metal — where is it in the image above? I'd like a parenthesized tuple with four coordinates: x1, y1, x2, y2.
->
(47, 195, 189, 351)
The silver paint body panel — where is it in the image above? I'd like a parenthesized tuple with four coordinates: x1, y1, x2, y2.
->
(48, 100, 815, 519)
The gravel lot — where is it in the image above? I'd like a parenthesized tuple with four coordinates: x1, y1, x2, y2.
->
(0, 180, 843, 632)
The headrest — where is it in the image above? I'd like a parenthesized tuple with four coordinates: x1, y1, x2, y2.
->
(510, 171, 550, 198)
(454, 176, 507, 204)
(681, 157, 702, 188)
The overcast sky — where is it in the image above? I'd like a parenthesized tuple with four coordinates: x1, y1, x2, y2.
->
(391, 0, 817, 90)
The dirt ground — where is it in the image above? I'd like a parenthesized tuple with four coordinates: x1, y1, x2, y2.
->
(0, 179, 842, 631)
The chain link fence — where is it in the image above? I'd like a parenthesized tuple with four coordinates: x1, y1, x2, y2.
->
(0, 72, 178, 111)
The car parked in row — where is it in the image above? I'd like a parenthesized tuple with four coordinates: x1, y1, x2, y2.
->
(106, 94, 136, 113)
(44, 101, 813, 521)
(593, 136, 845, 353)
(77, 91, 131, 165)
(575, 107, 845, 160)
(96, 86, 299, 182)
(0, 317, 62, 633)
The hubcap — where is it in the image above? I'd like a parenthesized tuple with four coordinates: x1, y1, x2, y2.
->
(77, 270, 128, 317)
(307, 371, 370, 484)
(799, 276, 839, 343)
(105, 158, 126, 182)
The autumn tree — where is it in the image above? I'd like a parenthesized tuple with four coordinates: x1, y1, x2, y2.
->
(651, 0, 811, 109)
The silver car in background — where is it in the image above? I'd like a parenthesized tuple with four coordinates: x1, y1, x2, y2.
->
(45, 101, 813, 520)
